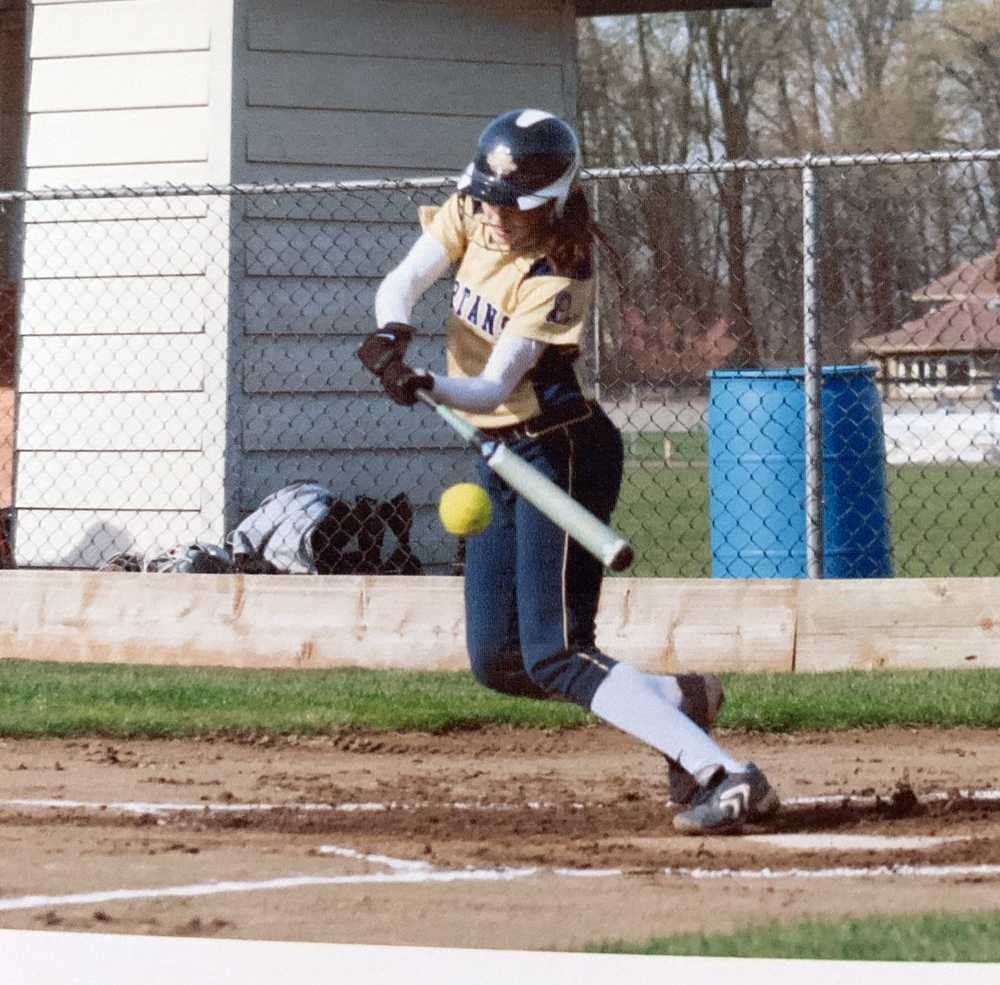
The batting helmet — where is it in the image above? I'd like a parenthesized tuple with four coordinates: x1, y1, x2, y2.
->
(457, 109, 581, 215)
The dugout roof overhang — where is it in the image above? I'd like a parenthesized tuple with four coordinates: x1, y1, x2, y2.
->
(576, 1, 772, 15)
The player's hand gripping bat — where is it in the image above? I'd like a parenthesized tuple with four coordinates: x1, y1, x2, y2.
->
(415, 390, 634, 572)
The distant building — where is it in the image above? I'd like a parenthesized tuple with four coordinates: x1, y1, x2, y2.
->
(853, 241, 1000, 401)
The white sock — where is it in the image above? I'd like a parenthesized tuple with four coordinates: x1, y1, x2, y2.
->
(590, 663, 746, 776)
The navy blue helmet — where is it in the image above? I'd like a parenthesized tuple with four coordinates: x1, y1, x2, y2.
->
(457, 109, 581, 215)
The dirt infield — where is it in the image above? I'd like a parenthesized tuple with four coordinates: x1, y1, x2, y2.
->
(1, 726, 999, 952)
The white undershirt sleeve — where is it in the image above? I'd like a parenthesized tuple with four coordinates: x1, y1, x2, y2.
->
(428, 333, 546, 413)
(374, 233, 452, 327)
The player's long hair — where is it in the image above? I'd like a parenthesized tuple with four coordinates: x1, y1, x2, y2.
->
(544, 185, 616, 277)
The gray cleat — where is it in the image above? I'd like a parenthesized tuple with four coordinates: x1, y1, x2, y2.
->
(665, 674, 725, 806)
(672, 762, 780, 835)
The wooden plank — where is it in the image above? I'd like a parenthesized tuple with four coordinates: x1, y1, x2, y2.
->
(20, 276, 212, 335)
(14, 451, 204, 510)
(22, 215, 213, 278)
(596, 578, 798, 673)
(242, 219, 419, 278)
(240, 277, 450, 334)
(240, 448, 474, 508)
(248, 0, 567, 66)
(0, 573, 792, 672)
(246, 109, 486, 170)
(5, 571, 1000, 673)
(28, 52, 209, 113)
(19, 335, 207, 393)
(240, 394, 465, 451)
(30, 0, 210, 58)
(10, 509, 212, 569)
(248, 51, 563, 117)
(242, 336, 446, 394)
(0, 571, 469, 669)
(17, 392, 207, 451)
(796, 577, 1000, 671)
(26, 107, 209, 169)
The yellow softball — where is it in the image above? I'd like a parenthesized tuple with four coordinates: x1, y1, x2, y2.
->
(438, 483, 492, 537)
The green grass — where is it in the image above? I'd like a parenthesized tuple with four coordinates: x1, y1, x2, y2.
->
(1, 660, 998, 736)
(616, 433, 1000, 578)
(0, 659, 588, 736)
(588, 910, 1000, 962)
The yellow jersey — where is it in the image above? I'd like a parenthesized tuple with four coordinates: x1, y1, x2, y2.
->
(419, 193, 593, 430)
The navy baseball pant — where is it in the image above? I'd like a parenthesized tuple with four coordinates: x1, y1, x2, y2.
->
(464, 406, 624, 708)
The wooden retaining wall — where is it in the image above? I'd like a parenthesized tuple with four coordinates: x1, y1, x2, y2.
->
(2, 571, 999, 673)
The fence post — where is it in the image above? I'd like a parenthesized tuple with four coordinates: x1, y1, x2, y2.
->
(802, 158, 825, 579)
(591, 180, 602, 403)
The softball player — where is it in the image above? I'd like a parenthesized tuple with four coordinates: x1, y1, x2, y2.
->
(359, 109, 778, 834)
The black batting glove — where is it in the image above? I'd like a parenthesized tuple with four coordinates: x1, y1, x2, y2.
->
(356, 322, 415, 377)
(382, 360, 433, 406)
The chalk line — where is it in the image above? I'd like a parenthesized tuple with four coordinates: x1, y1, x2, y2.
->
(3, 842, 999, 914)
(1, 788, 998, 817)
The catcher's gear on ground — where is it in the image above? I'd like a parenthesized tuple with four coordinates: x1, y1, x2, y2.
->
(382, 360, 432, 406)
(673, 762, 780, 835)
(456, 109, 581, 215)
(357, 322, 415, 376)
(143, 542, 233, 574)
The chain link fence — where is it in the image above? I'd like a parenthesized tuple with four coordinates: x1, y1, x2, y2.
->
(1, 148, 999, 577)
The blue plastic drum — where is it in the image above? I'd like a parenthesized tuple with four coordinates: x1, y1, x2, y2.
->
(708, 366, 893, 578)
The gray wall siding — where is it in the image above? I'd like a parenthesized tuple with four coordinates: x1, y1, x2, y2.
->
(235, 0, 577, 569)
(15, 0, 238, 566)
(13, 0, 579, 571)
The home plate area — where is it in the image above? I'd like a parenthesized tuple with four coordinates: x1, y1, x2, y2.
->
(1, 728, 999, 948)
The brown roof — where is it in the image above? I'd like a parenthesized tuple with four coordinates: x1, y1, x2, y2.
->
(853, 298, 1000, 355)
(912, 240, 1000, 302)
(576, 1, 771, 14)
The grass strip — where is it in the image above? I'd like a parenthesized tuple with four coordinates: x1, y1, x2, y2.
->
(587, 910, 1000, 962)
(1, 661, 998, 736)
(615, 444, 1000, 579)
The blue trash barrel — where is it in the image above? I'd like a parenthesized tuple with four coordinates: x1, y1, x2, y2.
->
(708, 365, 893, 578)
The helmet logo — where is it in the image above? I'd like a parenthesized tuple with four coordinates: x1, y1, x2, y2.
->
(486, 145, 517, 177)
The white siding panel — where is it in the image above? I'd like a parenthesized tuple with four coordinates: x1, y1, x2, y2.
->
(249, 0, 566, 65)
(19, 335, 206, 393)
(242, 190, 448, 224)
(17, 393, 206, 451)
(25, 162, 227, 190)
(241, 277, 449, 334)
(16, 452, 204, 510)
(25, 197, 209, 224)
(241, 449, 473, 508)
(22, 217, 213, 278)
(20, 277, 211, 335)
(242, 337, 446, 394)
(230, 163, 442, 184)
(248, 52, 564, 117)
(242, 220, 426, 278)
(29, 52, 210, 113)
(26, 108, 209, 168)
(14, 509, 214, 569)
(246, 109, 485, 170)
(30, 0, 211, 59)
(241, 395, 463, 451)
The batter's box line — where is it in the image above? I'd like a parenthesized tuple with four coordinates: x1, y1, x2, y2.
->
(3, 847, 1000, 915)
(0, 789, 998, 816)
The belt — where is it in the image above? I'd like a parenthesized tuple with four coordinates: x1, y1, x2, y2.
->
(480, 403, 594, 443)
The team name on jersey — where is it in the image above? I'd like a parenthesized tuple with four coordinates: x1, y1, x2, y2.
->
(452, 280, 511, 337)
